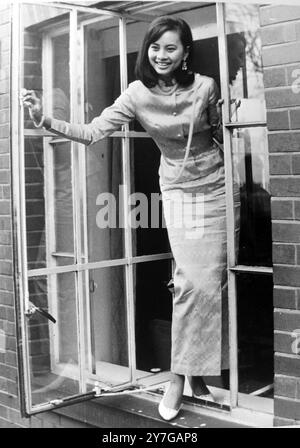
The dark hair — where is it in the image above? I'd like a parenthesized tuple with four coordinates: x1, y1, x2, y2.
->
(135, 16, 195, 88)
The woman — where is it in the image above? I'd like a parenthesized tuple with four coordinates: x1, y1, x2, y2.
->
(22, 16, 227, 422)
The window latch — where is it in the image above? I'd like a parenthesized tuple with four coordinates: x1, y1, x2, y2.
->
(25, 301, 56, 324)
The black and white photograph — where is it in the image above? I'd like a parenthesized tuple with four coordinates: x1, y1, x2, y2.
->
(0, 0, 300, 432)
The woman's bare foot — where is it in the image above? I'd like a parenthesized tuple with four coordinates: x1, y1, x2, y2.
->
(188, 376, 211, 396)
(163, 373, 185, 410)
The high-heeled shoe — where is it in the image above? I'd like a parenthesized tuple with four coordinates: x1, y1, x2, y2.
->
(192, 390, 215, 402)
(158, 383, 182, 421)
(187, 376, 215, 403)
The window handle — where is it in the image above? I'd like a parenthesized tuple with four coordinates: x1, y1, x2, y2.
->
(25, 301, 56, 324)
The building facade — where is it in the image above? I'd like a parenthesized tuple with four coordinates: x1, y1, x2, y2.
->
(0, 0, 300, 428)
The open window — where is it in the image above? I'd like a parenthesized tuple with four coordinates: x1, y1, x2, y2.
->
(12, 1, 273, 418)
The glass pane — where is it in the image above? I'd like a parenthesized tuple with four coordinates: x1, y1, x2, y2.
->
(83, 17, 120, 123)
(52, 141, 74, 255)
(85, 266, 130, 386)
(27, 273, 79, 407)
(82, 18, 124, 262)
(225, 3, 266, 122)
(232, 127, 272, 267)
(131, 139, 171, 257)
(25, 137, 75, 269)
(135, 259, 173, 376)
(86, 138, 124, 262)
(237, 273, 274, 396)
(25, 136, 46, 270)
(21, 3, 70, 128)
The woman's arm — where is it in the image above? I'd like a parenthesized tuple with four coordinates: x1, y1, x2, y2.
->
(21, 87, 136, 146)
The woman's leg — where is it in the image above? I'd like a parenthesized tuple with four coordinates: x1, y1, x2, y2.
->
(163, 373, 185, 409)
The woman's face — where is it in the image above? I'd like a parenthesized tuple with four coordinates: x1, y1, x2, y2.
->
(148, 30, 188, 79)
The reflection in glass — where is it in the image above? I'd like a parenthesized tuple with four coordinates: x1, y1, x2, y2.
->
(27, 273, 79, 407)
(232, 127, 272, 266)
(87, 266, 129, 385)
(237, 273, 274, 396)
(225, 3, 266, 122)
(53, 142, 74, 254)
(25, 137, 46, 270)
(134, 259, 173, 375)
(83, 21, 124, 262)
(21, 4, 70, 128)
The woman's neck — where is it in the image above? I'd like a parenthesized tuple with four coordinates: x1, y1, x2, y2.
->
(158, 76, 176, 88)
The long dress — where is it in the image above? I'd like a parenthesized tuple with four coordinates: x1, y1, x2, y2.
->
(43, 73, 229, 376)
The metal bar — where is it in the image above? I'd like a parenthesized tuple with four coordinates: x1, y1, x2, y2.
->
(131, 252, 173, 264)
(119, 15, 137, 386)
(11, 0, 33, 417)
(70, 8, 87, 395)
(217, 2, 239, 409)
(230, 265, 273, 275)
(24, 129, 151, 138)
(224, 121, 267, 129)
(27, 252, 174, 277)
(21, 0, 123, 17)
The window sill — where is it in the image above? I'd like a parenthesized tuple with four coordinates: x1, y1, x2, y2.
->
(52, 390, 262, 428)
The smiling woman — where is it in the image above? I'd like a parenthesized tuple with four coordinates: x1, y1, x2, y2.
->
(147, 30, 189, 82)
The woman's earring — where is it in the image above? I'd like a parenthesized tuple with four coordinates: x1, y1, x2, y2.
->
(182, 59, 187, 71)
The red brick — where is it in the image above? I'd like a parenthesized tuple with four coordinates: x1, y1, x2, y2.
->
(260, 6, 300, 26)
(0, 291, 13, 306)
(263, 42, 300, 67)
(267, 110, 289, 131)
(271, 177, 300, 197)
(0, 94, 9, 109)
(0, 140, 9, 154)
(274, 374, 297, 398)
(1, 186, 10, 200)
(274, 286, 297, 309)
(5, 351, 17, 367)
(0, 275, 14, 291)
(295, 201, 300, 220)
(0, 216, 11, 231)
(0, 200, 10, 215)
(274, 265, 300, 287)
(291, 154, 300, 174)
(0, 170, 9, 184)
(0, 246, 12, 260)
(263, 67, 287, 88)
(0, 231, 11, 245)
(275, 310, 300, 331)
(274, 331, 296, 354)
(0, 261, 12, 275)
(286, 64, 300, 86)
(271, 199, 293, 220)
(290, 109, 300, 130)
(274, 396, 300, 420)
(275, 353, 300, 377)
(0, 155, 9, 169)
(272, 222, 300, 243)
(269, 154, 291, 175)
(268, 132, 300, 152)
(261, 22, 296, 46)
(273, 243, 296, 264)
(266, 87, 300, 108)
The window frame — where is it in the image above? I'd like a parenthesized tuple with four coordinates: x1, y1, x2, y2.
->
(11, 0, 274, 417)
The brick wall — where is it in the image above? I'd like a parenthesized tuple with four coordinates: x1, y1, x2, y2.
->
(0, 3, 92, 428)
(260, 4, 300, 427)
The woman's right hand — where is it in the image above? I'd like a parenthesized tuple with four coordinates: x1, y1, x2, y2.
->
(20, 89, 43, 124)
